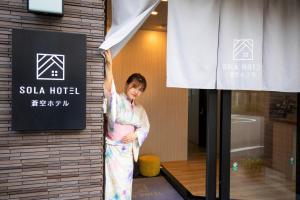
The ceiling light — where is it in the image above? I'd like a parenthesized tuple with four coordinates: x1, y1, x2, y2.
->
(151, 11, 158, 15)
(161, 0, 168, 2)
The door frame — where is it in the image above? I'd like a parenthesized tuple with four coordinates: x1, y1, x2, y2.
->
(219, 90, 231, 200)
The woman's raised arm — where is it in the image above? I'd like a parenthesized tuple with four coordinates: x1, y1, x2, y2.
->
(103, 50, 113, 96)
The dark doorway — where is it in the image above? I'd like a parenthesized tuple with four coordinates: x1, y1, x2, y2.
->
(188, 89, 207, 150)
(198, 90, 207, 148)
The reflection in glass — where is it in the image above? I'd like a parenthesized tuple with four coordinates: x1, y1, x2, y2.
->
(230, 91, 296, 200)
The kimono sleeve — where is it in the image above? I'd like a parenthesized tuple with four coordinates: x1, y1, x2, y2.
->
(105, 81, 119, 132)
(135, 107, 150, 147)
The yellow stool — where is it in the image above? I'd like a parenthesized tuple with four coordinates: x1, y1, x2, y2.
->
(138, 155, 160, 177)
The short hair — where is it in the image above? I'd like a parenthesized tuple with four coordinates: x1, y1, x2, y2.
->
(126, 73, 147, 92)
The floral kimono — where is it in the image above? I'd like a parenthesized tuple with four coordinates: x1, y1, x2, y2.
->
(105, 81, 150, 200)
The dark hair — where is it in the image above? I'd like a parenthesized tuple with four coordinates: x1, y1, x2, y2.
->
(126, 73, 147, 92)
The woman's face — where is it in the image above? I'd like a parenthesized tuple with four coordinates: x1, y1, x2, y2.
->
(125, 81, 144, 101)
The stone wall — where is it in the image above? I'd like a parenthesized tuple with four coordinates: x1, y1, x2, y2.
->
(0, 0, 105, 199)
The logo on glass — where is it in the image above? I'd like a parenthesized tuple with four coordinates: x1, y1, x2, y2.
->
(233, 39, 253, 61)
(36, 53, 65, 80)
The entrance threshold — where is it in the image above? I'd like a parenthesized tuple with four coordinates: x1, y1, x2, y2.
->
(161, 167, 209, 200)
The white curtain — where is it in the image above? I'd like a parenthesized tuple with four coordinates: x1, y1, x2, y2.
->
(167, 0, 221, 89)
(99, 0, 160, 57)
(262, 0, 300, 92)
(217, 0, 264, 90)
(167, 0, 300, 92)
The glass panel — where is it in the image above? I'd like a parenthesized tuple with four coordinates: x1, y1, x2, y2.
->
(230, 91, 297, 200)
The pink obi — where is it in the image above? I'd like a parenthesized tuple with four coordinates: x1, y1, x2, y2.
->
(108, 123, 135, 141)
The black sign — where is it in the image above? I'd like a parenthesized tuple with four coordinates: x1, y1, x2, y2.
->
(12, 29, 86, 131)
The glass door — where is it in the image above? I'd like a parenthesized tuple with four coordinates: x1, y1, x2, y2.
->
(229, 91, 297, 200)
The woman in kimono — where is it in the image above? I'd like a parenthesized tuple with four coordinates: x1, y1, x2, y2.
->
(103, 50, 150, 200)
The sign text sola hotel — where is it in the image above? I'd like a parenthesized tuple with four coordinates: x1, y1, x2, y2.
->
(12, 29, 86, 131)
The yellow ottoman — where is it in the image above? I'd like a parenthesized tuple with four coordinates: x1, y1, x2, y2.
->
(138, 155, 160, 177)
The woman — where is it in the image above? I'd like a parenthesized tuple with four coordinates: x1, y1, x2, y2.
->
(103, 50, 150, 200)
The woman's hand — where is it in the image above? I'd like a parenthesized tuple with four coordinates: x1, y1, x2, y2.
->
(104, 50, 112, 67)
(121, 132, 137, 144)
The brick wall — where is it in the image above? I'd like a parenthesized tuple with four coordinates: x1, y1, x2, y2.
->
(0, 0, 105, 199)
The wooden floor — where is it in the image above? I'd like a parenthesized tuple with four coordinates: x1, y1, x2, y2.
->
(162, 159, 208, 197)
(162, 144, 295, 200)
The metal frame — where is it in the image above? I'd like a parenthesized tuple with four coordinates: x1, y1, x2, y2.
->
(219, 90, 231, 200)
(206, 90, 218, 200)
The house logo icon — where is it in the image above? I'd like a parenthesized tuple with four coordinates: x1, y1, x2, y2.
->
(36, 53, 65, 80)
(233, 39, 253, 61)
